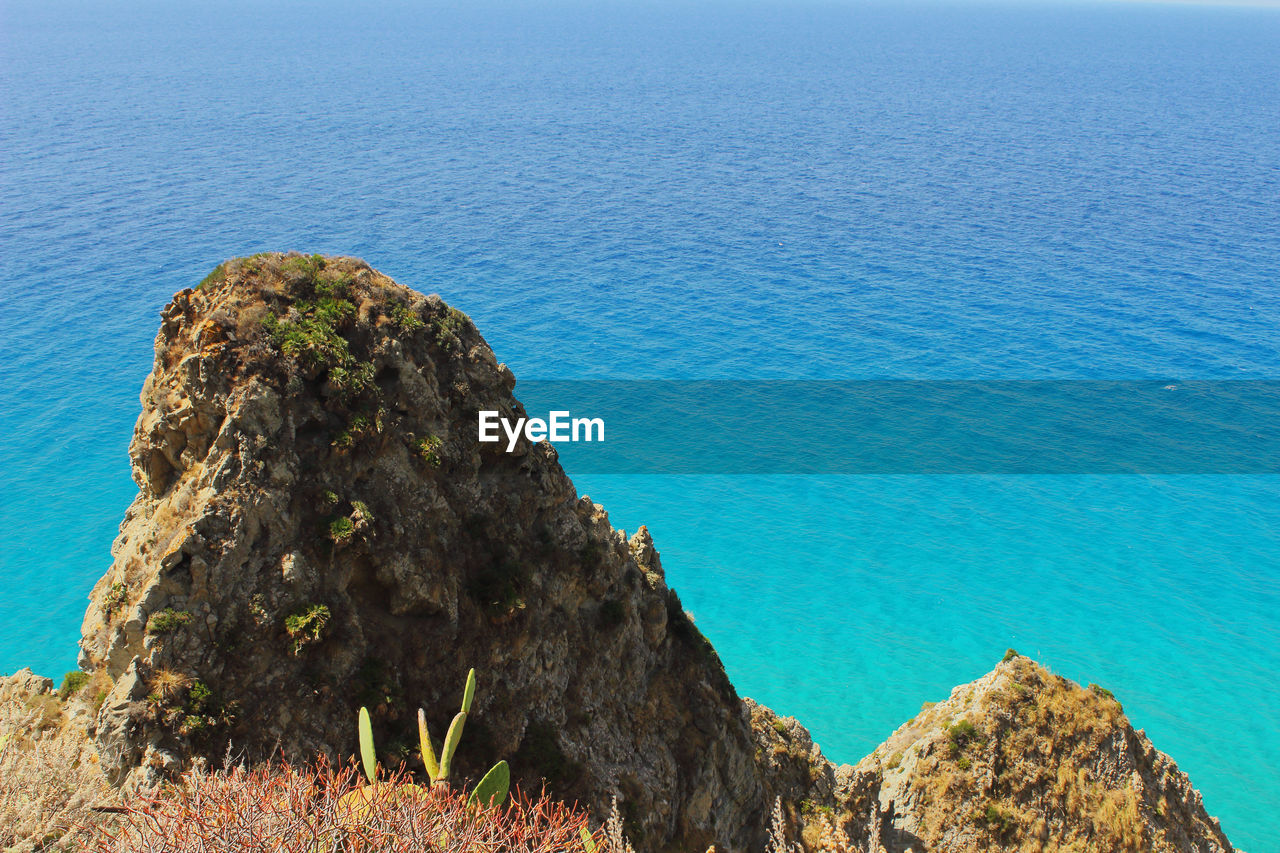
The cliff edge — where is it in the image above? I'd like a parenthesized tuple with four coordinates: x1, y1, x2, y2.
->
(76, 253, 1235, 852)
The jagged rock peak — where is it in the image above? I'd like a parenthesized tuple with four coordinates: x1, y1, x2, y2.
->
(852, 654, 1235, 853)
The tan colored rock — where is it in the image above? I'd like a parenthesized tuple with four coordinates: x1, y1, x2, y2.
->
(848, 655, 1234, 853)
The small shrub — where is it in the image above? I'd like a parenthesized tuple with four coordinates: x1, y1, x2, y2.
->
(314, 273, 353, 301)
(957, 755, 972, 771)
(467, 561, 526, 611)
(1002, 648, 1019, 663)
(58, 671, 90, 700)
(1088, 683, 1115, 700)
(577, 541, 603, 567)
(146, 608, 192, 635)
(799, 799, 835, 819)
(284, 604, 331, 655)
(249, 594, 270, 625)
(282, 253, 325, 283)
(276, 316, 352, 372)
(433, 307, 469, 350)
(886, 751, 903, 770)
(321, 489, 340, 507)
(946, 718, 985, 757)
(328, 361, 375, 402)
(983, 802, 1015, 835)
(389, 302, 424, 331)
(311, 296, 355, 327)
(162, 680, 230, 741)
(328, 517, 355, 545)
(334, 414, 374, 450)
(513, 721, 582, 796)
(417, 435, 443, 466)
(103, 581, 128, 615)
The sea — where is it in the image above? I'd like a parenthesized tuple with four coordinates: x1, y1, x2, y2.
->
(1, 0, 1277, 846)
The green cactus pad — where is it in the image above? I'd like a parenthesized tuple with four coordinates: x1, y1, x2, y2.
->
(468, 760, 510, 809)
(461, 667, 476, 714)
(358, 706, 376, 783)
(438, 711, 467, 780)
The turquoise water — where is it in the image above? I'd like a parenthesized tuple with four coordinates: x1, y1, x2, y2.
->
(2, 0, 1278, 845)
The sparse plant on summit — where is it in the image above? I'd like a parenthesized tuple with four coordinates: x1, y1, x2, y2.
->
(260, 257, 377, 403)
(197, 262, 226, 290)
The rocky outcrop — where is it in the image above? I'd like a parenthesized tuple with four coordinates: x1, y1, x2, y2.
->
(78, 253, 792, 850)
(78, 253, 1236, 852)
(845, 654, 1235, 853)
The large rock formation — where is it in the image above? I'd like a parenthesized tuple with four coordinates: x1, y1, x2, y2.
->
(78, 253, 1236, 852)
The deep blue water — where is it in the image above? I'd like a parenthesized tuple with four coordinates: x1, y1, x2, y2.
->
(2, 0, 1278, 846)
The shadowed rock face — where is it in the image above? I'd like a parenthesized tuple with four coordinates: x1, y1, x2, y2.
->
(79, 254, 1235, 853)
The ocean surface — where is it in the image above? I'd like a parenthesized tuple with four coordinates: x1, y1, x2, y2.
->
(2, 0, 1278, 845)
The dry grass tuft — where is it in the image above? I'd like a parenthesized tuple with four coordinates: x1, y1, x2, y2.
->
(148, 670, 193, 704)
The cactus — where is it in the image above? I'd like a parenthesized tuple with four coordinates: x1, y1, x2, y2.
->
(428, 666, 475, 786)
(352, 667, 509, 814)
(437, 711, 467, 783)
(418, 707, 440, 781)
(467, 759, 510, 808)
(358, 706, 376, 783)
(461, 667, 476, 713)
